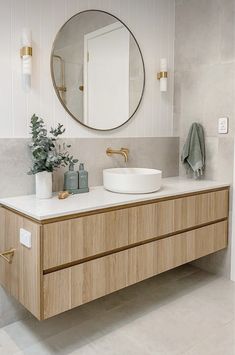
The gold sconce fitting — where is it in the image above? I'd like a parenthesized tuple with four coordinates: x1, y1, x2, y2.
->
(157, 71, 168, 80)
(20, 46, 32, 57)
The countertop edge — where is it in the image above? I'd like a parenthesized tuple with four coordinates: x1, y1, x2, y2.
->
(0, 181, 230, 223)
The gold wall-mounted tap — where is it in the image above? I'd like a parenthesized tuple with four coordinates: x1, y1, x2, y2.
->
(106, 147, 129, 162)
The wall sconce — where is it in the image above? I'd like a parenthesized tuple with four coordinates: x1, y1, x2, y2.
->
(157, 58, 167, 92)
(20, 28, 32, 92)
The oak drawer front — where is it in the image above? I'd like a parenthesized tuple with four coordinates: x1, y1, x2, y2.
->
(43, 189, 228, 270)
(43, 209, 129, 270)
(43, 220, 227, 318)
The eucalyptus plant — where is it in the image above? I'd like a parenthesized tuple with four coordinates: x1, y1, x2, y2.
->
(28, 114, 78, 175)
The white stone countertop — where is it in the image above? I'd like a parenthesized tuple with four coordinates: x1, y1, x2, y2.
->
(0, 177, 230, 221)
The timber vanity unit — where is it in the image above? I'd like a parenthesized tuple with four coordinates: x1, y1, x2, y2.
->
(0, 177, 229, 320)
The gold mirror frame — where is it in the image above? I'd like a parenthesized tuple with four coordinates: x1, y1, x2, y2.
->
(50, 9, 145, 131)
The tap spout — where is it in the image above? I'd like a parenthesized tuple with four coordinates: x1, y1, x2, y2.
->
(106, 147, 129, 163)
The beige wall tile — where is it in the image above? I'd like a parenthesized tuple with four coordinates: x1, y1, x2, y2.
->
(53, 137, 179, 191)
(175, 0, 235, 278)
(175, 63, 235, 139)
(175, 0, 221, 71)
(0, 137, 179, 198)
(219, 0, 235, 62)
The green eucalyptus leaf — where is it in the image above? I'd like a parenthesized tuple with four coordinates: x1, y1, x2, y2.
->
(28, 114, 79, 175)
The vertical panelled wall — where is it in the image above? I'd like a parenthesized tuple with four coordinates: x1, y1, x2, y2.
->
(0, 0, 175, 138)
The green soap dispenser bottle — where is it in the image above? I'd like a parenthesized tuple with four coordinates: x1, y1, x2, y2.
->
(78, 163, 89, 193)
(64, 163, 78, 193)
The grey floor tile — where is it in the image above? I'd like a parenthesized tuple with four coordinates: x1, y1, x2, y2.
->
(1, 265, 235, 355)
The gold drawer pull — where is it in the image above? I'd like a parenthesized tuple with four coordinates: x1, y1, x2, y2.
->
(0, 248, 16, 264)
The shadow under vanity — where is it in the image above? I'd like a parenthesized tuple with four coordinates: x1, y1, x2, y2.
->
(0, 177, 229, 320)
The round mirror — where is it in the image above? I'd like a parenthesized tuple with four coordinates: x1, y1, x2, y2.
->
(51, 10, 145, 131)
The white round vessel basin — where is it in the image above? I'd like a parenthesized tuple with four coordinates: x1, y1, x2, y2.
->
(103, 168, 162, 194)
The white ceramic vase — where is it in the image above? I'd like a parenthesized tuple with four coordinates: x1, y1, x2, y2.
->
(35, 171, 52, 199)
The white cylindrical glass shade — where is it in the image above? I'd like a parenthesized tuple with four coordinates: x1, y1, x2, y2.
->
(21, 28, 32, 47)
(160, 77, 167, 92)
(160, 58, 167, 72)
(21, 28, 32, 92)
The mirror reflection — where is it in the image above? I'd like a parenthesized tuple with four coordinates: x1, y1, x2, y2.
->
(51, 10, 145, 131)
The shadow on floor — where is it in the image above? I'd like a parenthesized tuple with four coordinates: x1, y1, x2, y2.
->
(3, 265, 219, 354)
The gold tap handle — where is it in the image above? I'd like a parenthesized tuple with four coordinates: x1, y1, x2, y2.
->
(121, 148, 129, 153)
(0, 248, 16, 264)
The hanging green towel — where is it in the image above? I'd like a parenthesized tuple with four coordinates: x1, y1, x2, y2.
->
(181, 122, 205, 178)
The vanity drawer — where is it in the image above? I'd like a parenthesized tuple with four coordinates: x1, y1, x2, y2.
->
(43, 209, 129, 270)
(43, 220, 227, 318)
(43, 189, 228, 270)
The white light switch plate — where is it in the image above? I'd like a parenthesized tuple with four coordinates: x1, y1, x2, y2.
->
(20, 228, 32, 248)
(218, 117, 228, 134)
